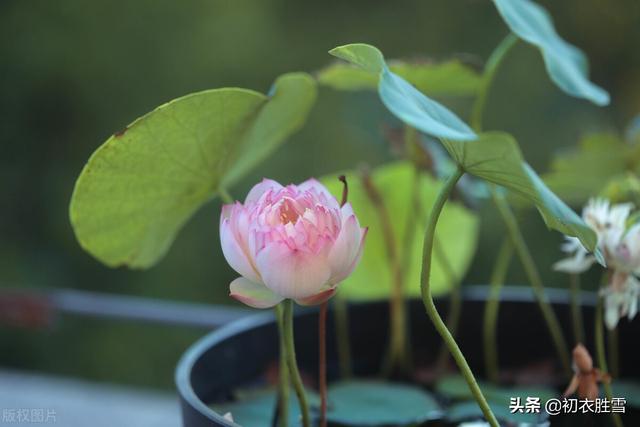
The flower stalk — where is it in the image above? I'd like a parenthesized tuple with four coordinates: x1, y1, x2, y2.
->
(405, 162, 463, 374)
(608, 327, 619, 378)
(282, 299, 311, 427)
(318, 175, 350, 427)
(362, 170, 409, 375)
(434, 237, 462, 372)
(492, 189, 571, 376)
(569, 274, 585, 345)
(595, 296, 624, 427)
(318, 301, 328, 427)
(471, 33, 519, 132)
(219, 188, 234, 204)
(420, 166, 499, 427)
(483, 237, 513, 383)
(334, 296, 352, 378)
(471, 31, 571, 377)
(276, 304, 290, 427)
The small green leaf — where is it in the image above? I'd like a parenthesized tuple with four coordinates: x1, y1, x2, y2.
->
(492, 0, 609, 106)
(440, 132, 599, 254)
(329, 43, 477, 141)
(329, 43, 386, 74)
(70, 73, 316, 269)
(318, 59, 482, 97)
(601, 173, 640, 207)
(611, 379, 640, 408)
(212, 388, 319, 427)
(321, 161, 479, 301)
(543, 133, 637, 204)
(327, 380, 442, 426)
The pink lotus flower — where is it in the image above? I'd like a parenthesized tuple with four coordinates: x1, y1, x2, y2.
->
(220, 178, 367, 308)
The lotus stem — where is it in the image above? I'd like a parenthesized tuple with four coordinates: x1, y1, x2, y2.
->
(318, 301, 328, 427)
(219, 188, 234, 204)
(275, 304, 290, 427)
(471, 33, 519, 132)
(282, 300, 310, 427)
(472, 30, 571, 378)
(492, 189, 571, 377)
(420, 166, 499, 427)
(595, 296, 624, 427)
(569, 274, 585, 345)
(434, 237, 462, 373)
(608, 326, 619, 378)
(483, 237, 513, 383)
(362, 171, 408, 375)
(333, 296, 352, 378)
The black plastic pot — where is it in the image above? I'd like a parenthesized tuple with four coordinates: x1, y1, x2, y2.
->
(176, 286, 640, 427)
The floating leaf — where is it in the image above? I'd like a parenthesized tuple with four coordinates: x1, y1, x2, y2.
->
(492, 0, 609, 105)
(440, 132, 599, 254)
(318, 59, 482, 97)
(212, 388, 319, 427)
(70, 73, 316, 268)
(446, 400, 545, 425)
(437, 375, 556, 424)
(329, 43, 477, 141)
(322, 161, 479, 301)
(327, 380, 442, 426)
(485, 384, 557, 406)
(611, 379, 640, 408)
(435, 374, 483, 401)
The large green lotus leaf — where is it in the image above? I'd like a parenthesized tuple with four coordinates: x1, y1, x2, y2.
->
(492, 0, 609, 106)
(329, 44, 477, 141)
(318, 59, 482, 97)
(440, 132, 599, 255)
(70, 73, 316, 268)
(322, 161, 479, 301)
(543, 134, 633, 204)
(327, 380, 442, 426)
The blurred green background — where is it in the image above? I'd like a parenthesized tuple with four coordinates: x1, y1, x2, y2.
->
(1, 0, 639, 389)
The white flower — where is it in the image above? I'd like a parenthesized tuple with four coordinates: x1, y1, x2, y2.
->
(554, 198, 640, 330)
(583, 198, 632, 254)
(553, 199, 633, 274)
(553, 236, 596, 273)
(611, 223, 640, 273)
(601, 273, 640, 329)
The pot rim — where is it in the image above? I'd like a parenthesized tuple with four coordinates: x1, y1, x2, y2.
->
(175, 285, 597, 425)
